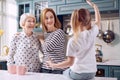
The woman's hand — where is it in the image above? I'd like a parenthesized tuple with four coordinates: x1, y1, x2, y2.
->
(39, 34, 44, 44)
(46, 61, 55, 69)
(39, 38, 44, 44)
(47, 56, 74, 69)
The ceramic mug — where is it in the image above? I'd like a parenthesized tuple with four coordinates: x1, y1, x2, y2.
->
(16, 65, 26, 75)
(7, 64, 16, 74)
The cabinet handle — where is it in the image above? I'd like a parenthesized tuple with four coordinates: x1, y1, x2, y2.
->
(98, 71, 101, 74)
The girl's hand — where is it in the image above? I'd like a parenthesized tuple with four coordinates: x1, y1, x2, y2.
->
(86, 0, 94, 7)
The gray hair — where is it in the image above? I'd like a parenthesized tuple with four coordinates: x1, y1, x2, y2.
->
(19, 13, 36, 28)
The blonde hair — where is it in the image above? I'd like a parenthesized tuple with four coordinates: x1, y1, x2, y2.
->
(71, 10, 80, 42)
(71, 9, 91, 43)
(41, 8, 61, 32)
(19, 13, 36, 28)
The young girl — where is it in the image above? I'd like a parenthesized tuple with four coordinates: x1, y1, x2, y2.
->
(7, 13, 41, 72)
(47, 0, 101, 79)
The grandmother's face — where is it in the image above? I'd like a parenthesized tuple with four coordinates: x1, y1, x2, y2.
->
(23, 17, 35, 32)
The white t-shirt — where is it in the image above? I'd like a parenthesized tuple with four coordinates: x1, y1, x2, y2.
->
(66, 24, 99, 73)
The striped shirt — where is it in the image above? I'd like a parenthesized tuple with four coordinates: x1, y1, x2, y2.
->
(41, 29, 66, 70)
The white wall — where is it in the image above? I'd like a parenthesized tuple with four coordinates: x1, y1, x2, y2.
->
(1, 0, 18, 53)
(95, 18, 120, 60)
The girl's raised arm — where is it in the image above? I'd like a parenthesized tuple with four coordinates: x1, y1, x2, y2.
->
(86, 0, 101, 28)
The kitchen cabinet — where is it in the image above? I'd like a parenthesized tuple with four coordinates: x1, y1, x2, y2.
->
(96, 65, 120, 80)
(66, 0, 83, 4)
(32, 0, 48, 32)
(48, 0, 65, 6)
(48, 0, 65, 13)
(0, 61, 7, 70)
(92, 0, 119, 11)
(16, 0, 32, 3)
(96, 65, 109, 77)
(109, 66, 120, 80)
(16, 0, 119, 31)
(48, 6, 57, 14)
(57, 0, 119, 15)
(16, 0, 48, 32)
(17, 1, 33, 32)
(16, 0, 119, 15)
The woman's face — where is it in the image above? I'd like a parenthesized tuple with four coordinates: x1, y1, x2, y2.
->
(44, 11, 55, 31)
(23, 17, 35, 32)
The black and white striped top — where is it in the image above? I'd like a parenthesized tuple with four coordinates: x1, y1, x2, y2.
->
(41, 29, 66, 70)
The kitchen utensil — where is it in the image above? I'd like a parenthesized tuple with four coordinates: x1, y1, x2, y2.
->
(95, 44, 103, 62)
(1, 45, 9, 56)
(102, 20, 115, 43)
(97, 23, 103, 39)
(64, 23, 73, 36)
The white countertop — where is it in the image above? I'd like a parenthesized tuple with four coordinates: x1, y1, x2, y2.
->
(0, 56, 7, 62)
(0, 70, 72, 80)
(0, 70, 117, 80)
(97, 59, 120, 66)
(0, 56, 120, 66)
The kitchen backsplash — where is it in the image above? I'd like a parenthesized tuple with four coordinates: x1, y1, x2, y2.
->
(95, 18, 120, 60)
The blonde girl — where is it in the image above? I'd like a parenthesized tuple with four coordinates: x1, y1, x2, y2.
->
(47, 0, 101, 79)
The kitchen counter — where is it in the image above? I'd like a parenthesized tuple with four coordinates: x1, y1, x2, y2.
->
(1, 56, 120, 66)
(0, 56, 7, 62)
(0, 70, 117, 80)
(97, 59, 120, 66)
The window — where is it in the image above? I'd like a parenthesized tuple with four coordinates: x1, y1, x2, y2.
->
(18, 3, 30, 30)
(0, 0, 4, 55)
(0, 0, 17, 55)
(0, 0, 2, 12)
(34, 1, 48, 29)
(0, 0, 3, 27)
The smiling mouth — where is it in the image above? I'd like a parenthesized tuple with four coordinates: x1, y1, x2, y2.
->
(48, 22, 53, 25)
(28, 26, 33, 28)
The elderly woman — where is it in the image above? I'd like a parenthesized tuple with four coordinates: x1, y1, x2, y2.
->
(7, 13, 41, 72)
